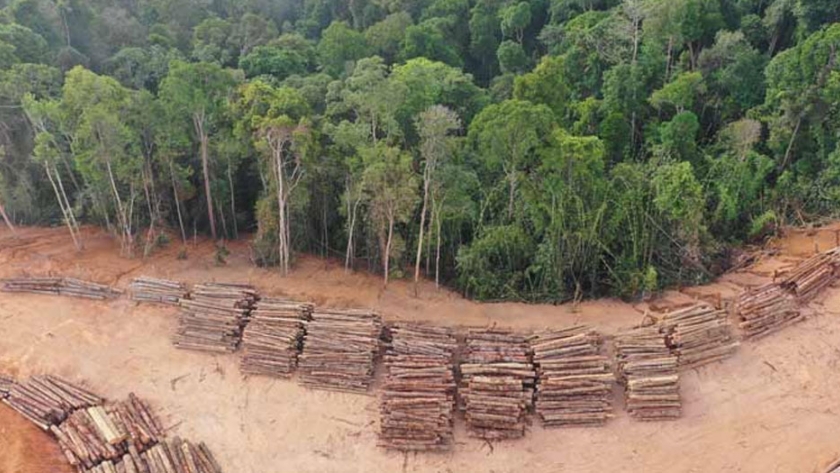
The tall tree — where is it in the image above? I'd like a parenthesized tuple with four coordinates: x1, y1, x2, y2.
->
(413, 105, 460, 291)
(362, 143, 419, 286)
(158, 60, 237, 240)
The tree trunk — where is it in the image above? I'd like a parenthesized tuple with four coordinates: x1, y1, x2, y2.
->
(169, 160, 187, 245)
(44, 162, 81, 250)
(781, 117, 802, 170)
(508, 173, 517, 220)
(106, 159, 130, 255)
(413, 176, 431, 293)
(227, 160, 238, 239)
(435, 209, 442, 289)
(142, 165, 155, 257)
(384, 212, 394, 287)
(0, 201, 15, 233)
(194, 113, 217, 240)
(345, 179, 361, 272)
(276, 146, 289, 275)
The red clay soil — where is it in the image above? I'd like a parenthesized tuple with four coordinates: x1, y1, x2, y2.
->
(0, 404, 73, 473)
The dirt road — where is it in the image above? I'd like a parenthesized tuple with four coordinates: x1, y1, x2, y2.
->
(1, 226, 840, 473)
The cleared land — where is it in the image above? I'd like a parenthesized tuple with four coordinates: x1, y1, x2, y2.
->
(1, 226, 840, 472)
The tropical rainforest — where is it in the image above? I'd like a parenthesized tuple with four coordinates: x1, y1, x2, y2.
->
(0, 0, 838, 302)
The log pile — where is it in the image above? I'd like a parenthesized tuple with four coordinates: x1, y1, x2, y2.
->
(0, 374, 13, 398)
(81, 438, 223, 473)
(460, 329, 535, 440)
(659, 304, 739, 369)
(779, 249, 840, 303)
(129, 277, 189, 305)
(1, 277, 122, 299)
(378, 324, 457, 451)
(735, 283, 802, 339)
(51, 394, 164, 470)
(298, 309, 382, 393)
(174, 283, 258, 353)
(615, 327, 681, 421)
(529, 327, 613, 427)
(2, 374, 104, 429)
(240, 298, 313, 377)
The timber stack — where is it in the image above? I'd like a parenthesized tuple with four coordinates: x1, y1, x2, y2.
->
(0, 374, 14, 398)
(779, 249, 840, 303)
(615, 327, 681, 421)
(240, 297, 313, 377)
(2, 374, 104, 430)
(129, 277, 189, 305)
(460, 329, 535, 440)
(298, 308, 382, 393)
(80, 438, 223, 473)
(659, 304, 739, 369)
(51, 393, 164, 470)
(1, 277, 122, 299)
(529, 326, 614, 427)
(378, 323, 457, 451)
(735, 283, 801, 339)
(174, 283, 258, 353)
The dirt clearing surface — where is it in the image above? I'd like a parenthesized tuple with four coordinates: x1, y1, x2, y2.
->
(2, 226, 840, 472)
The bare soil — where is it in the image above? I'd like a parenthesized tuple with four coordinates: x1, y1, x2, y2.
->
(1, 225, 840, 473)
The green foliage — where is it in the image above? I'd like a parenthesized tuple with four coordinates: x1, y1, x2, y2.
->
(365, 12, 412, 63)
(513, 55, 571, 124)
(497, 40, 529, 74)
(240, 45, 309, 80)
(457, 224, 536, 300)
(0, 0, 839, 301)
(317, 21, 370, 77)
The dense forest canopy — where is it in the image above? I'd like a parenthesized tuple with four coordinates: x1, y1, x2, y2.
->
(0, 0, 839, 302)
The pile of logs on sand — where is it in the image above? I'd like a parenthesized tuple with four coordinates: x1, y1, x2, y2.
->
(615, 327, 681, 421)
(529, 327, 613, 427)
(659, 304, 739, 369)
(82, 438, 222, 473)
(378, 324, 457, 451)
(129, 277, 189, 305)
(2, 375, 104, 429)
(0, 374, 13, 398)
(735, 283, 802, 339)
(52, 394, 164, 470)
(298, 309, 382, 393)
(779, 249, 840, 303)
(174, 283, 258, 353)
(240, 298, 313, 377)
(460, 329, 535, 440)
(1, 277, 122, 299)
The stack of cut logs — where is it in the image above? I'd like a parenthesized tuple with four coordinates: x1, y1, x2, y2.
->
(530, 326, 614, 427)
(0, 374, 13, 398)
(378, 324, 457, 451)
(615, 327, 681, 421)
(174, 283, 257, 353)
(240, 297, 313, 377)
(779, 249, 840, 303)
(129, 277, 189, 305)
(1, 277, 122, 299)
(735, 283, 801, 339)
(2, 374, 104, 429)
(51, 393, 164, 470)
(298, 309, 382, 393)
(659, 304, 739, 369)
(81, 438, 222, 473)
(460, 329, 535, 440)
